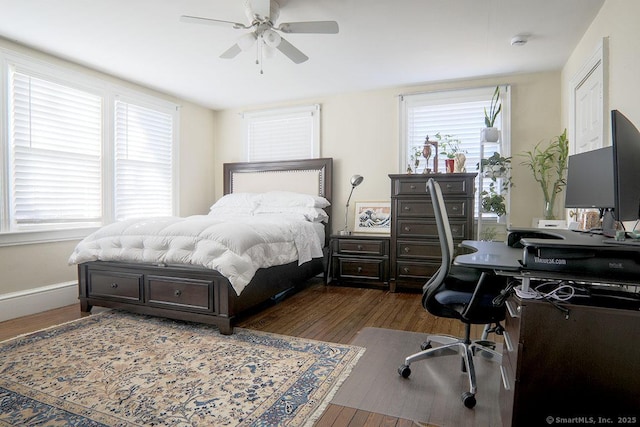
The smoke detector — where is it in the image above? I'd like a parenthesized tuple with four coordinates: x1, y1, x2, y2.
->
(511, 36, 528, 46)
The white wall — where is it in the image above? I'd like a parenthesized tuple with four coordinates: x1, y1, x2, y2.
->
(215, 72, 563, 233)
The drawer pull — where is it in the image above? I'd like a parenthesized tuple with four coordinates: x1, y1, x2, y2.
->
(357, 267, 363, 273)
(452, 206, 460, 212)
(446, 183, 453, 189)
(403, 267, 410, 273)
(357, 244, 363, 250)
(409, 184, 416, 190)
(403, 247, 410, 253)
(403, 206, 411, 211)
(174, 289, 182, 297)
(110, 283, 118, 289)
(505, 300, 521, 318)
(404, 226, 411, 232)
(503, 330, 514, 352)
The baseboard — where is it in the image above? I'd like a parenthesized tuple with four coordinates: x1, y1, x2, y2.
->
(0, 281, 78, 322)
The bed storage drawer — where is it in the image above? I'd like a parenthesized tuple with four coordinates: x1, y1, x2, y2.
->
(146, 276, 214, 312)
(88, 271, 143, 302)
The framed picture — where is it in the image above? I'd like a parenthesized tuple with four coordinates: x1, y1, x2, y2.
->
(354, 202, 391, 234)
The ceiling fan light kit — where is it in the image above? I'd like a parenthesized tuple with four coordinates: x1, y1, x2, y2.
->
(180, 0, 339, 73)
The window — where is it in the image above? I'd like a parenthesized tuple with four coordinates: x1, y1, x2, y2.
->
(0, 50, 178, 245)
(400, 85, 511, 217)
(243, 104, 320, 162)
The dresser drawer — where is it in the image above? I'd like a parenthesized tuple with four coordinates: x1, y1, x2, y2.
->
(393, 177, 471, 196)
(396, 199, 468, 219)
(146, 276, 214, 312)
(88, 271, 143, 302)
(396, 261, 440, 279)
(336, 258, 386, 281)
(397, 219, 467, 239)
(396, 240, 441, 260)
(336, 238, 387, 256)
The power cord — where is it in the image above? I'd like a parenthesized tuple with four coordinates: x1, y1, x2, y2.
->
(513, 280, 580, 319)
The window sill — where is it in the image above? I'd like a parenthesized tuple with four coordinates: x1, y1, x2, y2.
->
(0, 227, 98, 247)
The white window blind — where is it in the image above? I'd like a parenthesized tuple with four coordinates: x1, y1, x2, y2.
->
(114, 100, 174, 221)
(244, 104, 320, 161)
(9, 70, 102, 228)
(400, 85, 511, 216)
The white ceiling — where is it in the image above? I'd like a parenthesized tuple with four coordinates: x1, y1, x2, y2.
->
(0, 0, 604, 110)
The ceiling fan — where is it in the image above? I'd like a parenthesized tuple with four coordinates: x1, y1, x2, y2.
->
(180, 0, 339, 70)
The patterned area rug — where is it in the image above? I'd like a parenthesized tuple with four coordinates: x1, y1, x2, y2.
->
(0, 311, 364, 426)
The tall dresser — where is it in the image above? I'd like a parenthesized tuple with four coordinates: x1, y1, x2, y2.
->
(388, 173, 476, 292)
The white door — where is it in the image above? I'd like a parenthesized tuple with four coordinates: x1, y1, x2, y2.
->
(574, 62, 603, 154)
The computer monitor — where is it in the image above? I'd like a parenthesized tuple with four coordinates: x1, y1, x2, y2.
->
(611, 110, 640, 224)
(565, 146, 614, 210)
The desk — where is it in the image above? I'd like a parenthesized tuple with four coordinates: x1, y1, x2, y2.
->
(454, 239, 640, 427)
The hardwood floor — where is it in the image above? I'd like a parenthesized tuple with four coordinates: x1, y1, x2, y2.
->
(0, 279, 492, 427)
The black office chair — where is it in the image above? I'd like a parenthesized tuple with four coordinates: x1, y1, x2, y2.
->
(398, 178, 507, 409)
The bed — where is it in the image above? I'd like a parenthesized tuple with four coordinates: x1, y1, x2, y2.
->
(72, 158, 333, 334)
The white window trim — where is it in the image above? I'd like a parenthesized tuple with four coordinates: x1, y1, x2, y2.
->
(0, 48, 179, 247)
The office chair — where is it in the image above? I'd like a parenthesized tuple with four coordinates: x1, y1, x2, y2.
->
(397, 178, 507, 409)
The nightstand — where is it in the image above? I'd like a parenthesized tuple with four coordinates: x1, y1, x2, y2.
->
(328, 234, 390, 289)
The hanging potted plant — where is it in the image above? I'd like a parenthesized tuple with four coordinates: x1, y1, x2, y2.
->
(434, 132, 464, 173)
(519, 129, 569, 220)
(477, 152, 513, 217)
(481, 86, 501, 143)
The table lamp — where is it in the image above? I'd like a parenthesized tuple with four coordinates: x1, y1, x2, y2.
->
(340, 174, 364, 235)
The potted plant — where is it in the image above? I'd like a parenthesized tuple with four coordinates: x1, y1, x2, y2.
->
(519, 129, 569, 220)
(481, 86, 501, 142)
(434, 132, 463, 173)
(477, 152, 513, 217)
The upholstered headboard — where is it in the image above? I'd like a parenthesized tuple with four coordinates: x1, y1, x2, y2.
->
(222, 158, 333, 242)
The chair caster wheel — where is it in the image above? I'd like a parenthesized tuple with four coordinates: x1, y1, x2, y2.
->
(398, 364, 411, 378)
(461, 391, 476, 408)
(420, 341, 432, 351)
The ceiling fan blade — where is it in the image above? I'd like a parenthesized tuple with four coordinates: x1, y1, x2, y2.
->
(180, 15, 247, 29)
(277, 37, 308, 64)
(220, 44, 242, 59)
(278, 21, 339, 34)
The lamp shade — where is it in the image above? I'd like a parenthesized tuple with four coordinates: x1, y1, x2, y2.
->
(350, 174, 364, 187)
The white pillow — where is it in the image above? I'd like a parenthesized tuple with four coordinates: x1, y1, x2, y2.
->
(257, 191, 330, 208)
(209, 193, 259, 211)
(255, 206, 329, 223)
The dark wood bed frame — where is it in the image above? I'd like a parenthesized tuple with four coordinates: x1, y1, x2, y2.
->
(78, 158, 333, 334)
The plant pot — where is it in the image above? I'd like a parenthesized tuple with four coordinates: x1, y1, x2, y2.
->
(444, 159, 455, 173)
(481, 127, 500, 143)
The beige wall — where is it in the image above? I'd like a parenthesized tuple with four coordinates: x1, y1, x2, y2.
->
(561, 0, 640, 139)
(214, 72, 563, 232)
(0, 39, 217, 296)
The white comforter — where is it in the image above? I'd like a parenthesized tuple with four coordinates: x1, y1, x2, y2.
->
(68, 214, 324, 296)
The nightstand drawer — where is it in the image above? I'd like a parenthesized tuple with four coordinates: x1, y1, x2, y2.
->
(396, 261, 440, 279)
(337, 238, 386, 256)
(397, 240, 441, 259)
(146, 276, 214, 312)
(88, 271, 143, 302)
(337, 258, 386, 281)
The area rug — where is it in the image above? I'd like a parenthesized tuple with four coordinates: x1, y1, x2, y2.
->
(331, 327, 502, 427)
(0, 311, 364, 426)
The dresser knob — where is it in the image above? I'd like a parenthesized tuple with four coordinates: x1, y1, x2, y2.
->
(409, 184, 416, 189)
(452, 206, 460, 212)
(403, 267, 410, 273)
(357, 244, 363, 250)
(110, 283, 118, 288)
(404, 226, 411, 232)
(174, 289, 182, 297)
(404, 206, 411, 211)
(404, 247, 410, 253)
(357, 267, 363, 273)
(446, 183, 453, 189)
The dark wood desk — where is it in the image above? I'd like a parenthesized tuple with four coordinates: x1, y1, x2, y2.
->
(454, 239, 640, 427)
